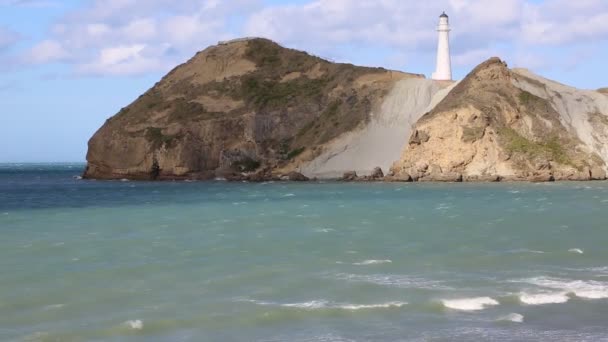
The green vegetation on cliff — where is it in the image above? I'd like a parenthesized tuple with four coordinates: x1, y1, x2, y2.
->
(84, 38, 403, 180)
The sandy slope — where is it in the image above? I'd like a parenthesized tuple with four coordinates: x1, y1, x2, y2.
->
(512, 68, 608, 165)
(302, 78, 456, 178)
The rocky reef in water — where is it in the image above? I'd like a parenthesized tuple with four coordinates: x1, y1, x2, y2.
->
(84, 38, 608, 182)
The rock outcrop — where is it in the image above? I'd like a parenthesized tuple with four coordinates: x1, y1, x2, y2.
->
(84, 38, 418, 180)
(84, 38, 608, 182)
(390, 58, 608, 181)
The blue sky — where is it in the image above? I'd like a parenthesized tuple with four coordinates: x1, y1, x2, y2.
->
(1, 0, 607, 162)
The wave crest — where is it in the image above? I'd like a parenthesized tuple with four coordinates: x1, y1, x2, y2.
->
(497, 313, 524, 323)
(441, 297, 499, 311)
(246, 299, 407, 311)
(352, 260, 392, 266)
(521, 277, 608, 299)
(519, 292, 569, 305)
(124, 320, 143, 330)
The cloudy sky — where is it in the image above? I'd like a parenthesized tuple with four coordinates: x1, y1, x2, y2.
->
(1, 0, 607, 162)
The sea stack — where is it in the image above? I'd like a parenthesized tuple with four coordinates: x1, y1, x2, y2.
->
(432, 12, 452, 81)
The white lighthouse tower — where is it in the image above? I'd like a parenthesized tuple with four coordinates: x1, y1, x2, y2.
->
(432, 12, 452, 81)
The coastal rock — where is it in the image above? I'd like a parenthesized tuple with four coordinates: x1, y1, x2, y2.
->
(84, 38, 608, 182)
(528, 173, 555, 183)
(285, 171, 309, 182)
(384, 173, 413, 182)
(246, 168, 275, 182)
(553, 169, 591, 181)
(390, 57, 608, 182)
(83, 38, 415, 181)
(342, 171, 358, 181)
(590, 166, 607, 180)
(419, 172, 463, 182)
(371, 167, 384, 179)
(464, 174, 501, 182)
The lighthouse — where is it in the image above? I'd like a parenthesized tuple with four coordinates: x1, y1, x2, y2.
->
(432, 12, 452, 81)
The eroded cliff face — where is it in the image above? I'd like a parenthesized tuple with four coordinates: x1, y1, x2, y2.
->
(84, 38, 417, 180)
(390, 58, 608, 181)
(299, 78, 456, 178)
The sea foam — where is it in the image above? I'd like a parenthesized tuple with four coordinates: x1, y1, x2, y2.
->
(522, 277, 608, 299)
(441, 297, 499, 311)
(334, 273, 450, 290)
(124, 320, 143, 330)
(497, 313, 524, 323)
(249, 299, 407, 311)
(352, 260, 392, 266)
(519, 292, 570, 305)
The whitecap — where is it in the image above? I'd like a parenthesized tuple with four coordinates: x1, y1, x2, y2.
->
(335, 273, 451, 290)
(509, 249, 545, 254)
(568, 248, 584, 254)
(282, 193, 296, 197)
(251, 299, 407, 311)
(519, 292, 570, 305)
(124, 320, 143, 330)
(441, 297, 499, 311)
(282, 300, 328, 309)
(497, 313, 524, 323)
(352, 260, 392, 266)
(314, 228, 334, 233)
(519, 277, 608, 299)
(120, 178, 129, 182)
(337, 302, 407, 310)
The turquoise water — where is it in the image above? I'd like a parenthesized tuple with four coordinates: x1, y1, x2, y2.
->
(2, 164, 608, 341)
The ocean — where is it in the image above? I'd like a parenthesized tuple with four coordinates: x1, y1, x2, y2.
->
(2, 163, 608, 341)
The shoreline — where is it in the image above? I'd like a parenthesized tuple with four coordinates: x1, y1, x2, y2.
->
(80, 174, 608, 184)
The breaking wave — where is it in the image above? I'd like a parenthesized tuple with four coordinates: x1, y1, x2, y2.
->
(124, 320, 143, 330)
(441, 297, 499, 311)
(518, 277, 608, 299)
(519, 292, 570, 305)
(334, 273, 451, 290)
(497, 313, 524, 323)
(246, 299, 406, 311)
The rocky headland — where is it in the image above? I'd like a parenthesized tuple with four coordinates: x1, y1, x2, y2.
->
(84, 38, 608, 182)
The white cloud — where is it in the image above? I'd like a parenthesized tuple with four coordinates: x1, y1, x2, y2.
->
(8, 0, 608, 77)
(452, 48, 501, 66)
(244, 0, 524, 52)
(77, 44, 166, 76)
(17, 0, 259, 75)
(122, 18, 157, 41)
(521, 0, 608, 45)
(23, 39, 69, 64)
